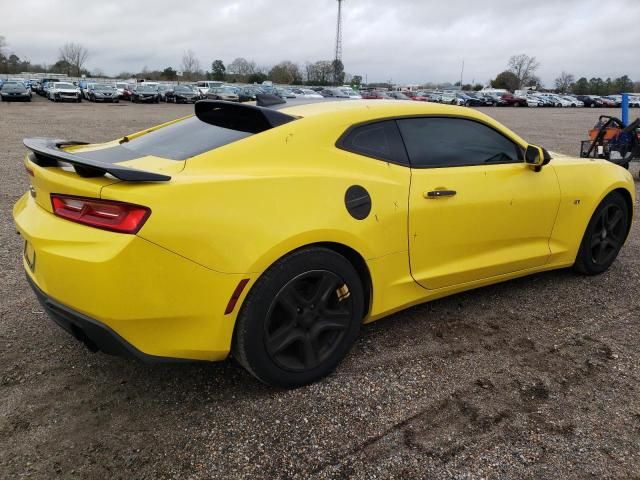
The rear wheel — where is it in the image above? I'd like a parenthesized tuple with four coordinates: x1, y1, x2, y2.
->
(233, 247, 364, 388)
(573, 191, 629, 275)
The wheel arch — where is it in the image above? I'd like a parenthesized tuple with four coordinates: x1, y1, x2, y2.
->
(611, 187, 634, 239)
(243, 240, 373, 320)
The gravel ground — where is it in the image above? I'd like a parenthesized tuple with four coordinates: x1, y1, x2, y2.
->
(1, 96, 639, 480)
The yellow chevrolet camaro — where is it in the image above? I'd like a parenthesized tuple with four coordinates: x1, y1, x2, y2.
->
(13, 97, 635, 387)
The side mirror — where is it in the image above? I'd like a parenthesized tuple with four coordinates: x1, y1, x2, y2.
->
(525, 145, 545, 169)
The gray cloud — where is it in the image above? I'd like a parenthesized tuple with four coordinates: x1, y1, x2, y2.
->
(3, 0, 639, 85)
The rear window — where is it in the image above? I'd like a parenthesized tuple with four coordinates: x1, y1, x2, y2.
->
(73, 116, 252, 163)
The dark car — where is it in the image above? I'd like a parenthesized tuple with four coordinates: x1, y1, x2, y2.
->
(88, 84, 119, 103)
(576, 95, 603, 108)
(36, 78, 60, 96)
(0, 81, 32, 102)
(131, 84, 160, 103)
(237, 86, 264, 103)
(466, 92, 495, 106)
(320, 88, 349, 98)
(456, 92, 484, 107)
(165, 85, 199, 103)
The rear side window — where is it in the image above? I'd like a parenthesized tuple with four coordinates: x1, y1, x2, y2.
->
(397, 117, 522, 168)
(71, 116, 252, 163)
(337, 120, 409, 165)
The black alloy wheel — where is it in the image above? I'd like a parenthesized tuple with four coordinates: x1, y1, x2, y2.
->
(233, 247, 364, 388)
(264, 270, 353, 372)
(588, 203, 626, 266)
(574, 191, 629, 275)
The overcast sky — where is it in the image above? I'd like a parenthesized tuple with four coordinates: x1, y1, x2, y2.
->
(3, 0, 639, 85)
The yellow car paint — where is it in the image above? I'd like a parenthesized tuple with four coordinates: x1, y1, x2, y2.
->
(13, 100, 635, 361)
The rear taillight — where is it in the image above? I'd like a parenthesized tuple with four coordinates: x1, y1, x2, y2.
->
(51, 194, 151, 234)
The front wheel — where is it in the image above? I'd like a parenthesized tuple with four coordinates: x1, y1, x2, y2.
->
(573, 191, 629, 275)
(232, 247, 364, 388)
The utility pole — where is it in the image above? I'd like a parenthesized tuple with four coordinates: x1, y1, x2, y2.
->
(333, 0, 344, 85)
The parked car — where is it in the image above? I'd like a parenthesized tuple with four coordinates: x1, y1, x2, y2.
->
(88, 84, 119, 103)
(156, 84, 171, 101)
(0, 81, 32, 102)
(319, 88, 350, 98)
(165, 85, 199, 103)
(387, 91, 411, 100)
(115, 82, 128, 98)
(575, 95, 603, 108)
(338, 87, 362, 99)
(196, 81, 224, 96)
(500, 93, 527, 107)
(439, 92, 465, 105)
(36, 78, 60, 96)
(275, 87, 296, 99)
(561, 96, 584, 107)
(360, 90, 391, 99)
(525, 95, 541, 107)
(402, 91, 428, 101)
(206, 86, 240, 102)
(291, 88, 323, 99)
(131, 84, 160, 103)
(237, 86, 265, 102)
(456, 92, 484, 107)
(16, 100, 635, 388)
(48, 82, 82, 102)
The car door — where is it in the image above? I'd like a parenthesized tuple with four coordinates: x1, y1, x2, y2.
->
(399, 116, 561, 290)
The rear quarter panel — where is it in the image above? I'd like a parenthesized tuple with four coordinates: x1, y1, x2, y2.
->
(100, 116, 412, 275)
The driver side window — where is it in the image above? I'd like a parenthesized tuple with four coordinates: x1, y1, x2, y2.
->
(397, 117, 523, 168)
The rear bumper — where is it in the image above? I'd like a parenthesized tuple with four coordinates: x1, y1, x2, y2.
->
(27, 274, 181, 362)
(14, 193, 250, 361)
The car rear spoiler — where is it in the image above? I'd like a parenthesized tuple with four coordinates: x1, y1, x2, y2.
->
(194, 100, 297, 133)
(23, 138, 171, 182)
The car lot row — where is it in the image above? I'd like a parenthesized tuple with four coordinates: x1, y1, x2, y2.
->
(2, 76, 639, 108)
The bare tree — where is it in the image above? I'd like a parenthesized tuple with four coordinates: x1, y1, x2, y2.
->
(59, 42, 89, 77)
(554, 71, 575, 93)
(227, 57, 256, 80)
(181, 50, 201, 80)
(508, 54, 540, 89)
(0, 35, 6, 55)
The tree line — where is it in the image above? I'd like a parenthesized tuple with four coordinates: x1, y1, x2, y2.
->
(489, 53, 640, 94)
(3, 37, 639, 93)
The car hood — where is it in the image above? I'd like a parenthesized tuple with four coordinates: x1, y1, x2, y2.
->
(54, 88, 79, 93)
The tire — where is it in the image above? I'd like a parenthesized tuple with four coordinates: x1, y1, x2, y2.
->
(573, 191, 629, 275)
(232, 247, 364, 388)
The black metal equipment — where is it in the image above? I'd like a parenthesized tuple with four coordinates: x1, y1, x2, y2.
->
(580, 115, 640, 173)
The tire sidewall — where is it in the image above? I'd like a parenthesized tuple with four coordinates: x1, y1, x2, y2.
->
(234, 248, 364, 388)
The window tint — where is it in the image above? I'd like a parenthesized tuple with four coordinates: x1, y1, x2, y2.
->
(71, 116, 252, 163)
(397, 117, 522, 168)
(337, 120, 409, 165)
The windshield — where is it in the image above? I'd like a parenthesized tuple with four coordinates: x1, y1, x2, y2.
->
(138, 85, 156, 92)
(56, 83, 75, 89)
(174, 86, 192, 92)
(95, 85, 115, 91)
(2, 82, 26, 91)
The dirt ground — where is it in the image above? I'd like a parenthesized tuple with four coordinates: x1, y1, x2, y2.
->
(1, 96, 639, 480)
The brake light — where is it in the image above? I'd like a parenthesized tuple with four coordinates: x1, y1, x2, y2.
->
(51, 194, 151, 234)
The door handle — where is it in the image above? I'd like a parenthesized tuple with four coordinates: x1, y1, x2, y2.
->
(424, 190, 457, 199)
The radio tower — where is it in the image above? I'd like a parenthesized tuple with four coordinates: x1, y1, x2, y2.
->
(333, 0, 344, 85)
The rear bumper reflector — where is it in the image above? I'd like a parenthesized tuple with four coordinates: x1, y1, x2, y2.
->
(224, 278, 250, 315)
